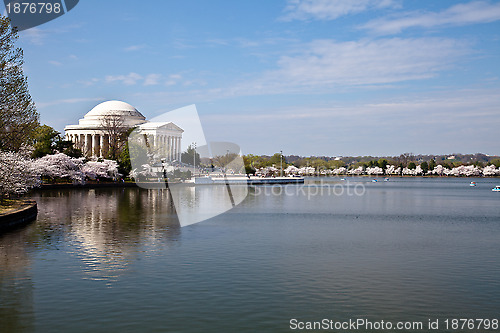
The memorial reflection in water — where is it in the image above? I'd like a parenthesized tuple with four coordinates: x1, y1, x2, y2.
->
(0, 187, 181, 331)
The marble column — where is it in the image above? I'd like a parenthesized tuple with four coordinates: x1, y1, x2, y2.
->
(103, 134, 109, 157)
(86, 134, 92, 157)
(171, 136, 175, 161)
(172, 136, 177, 160)
(100, 135, 105, 157)
(168, 136, 172, 161)
(177, 137, 181, 161)
(93, 134, 100, 157)
(173, 137, 177, 161)
(162, 135, 167, 156)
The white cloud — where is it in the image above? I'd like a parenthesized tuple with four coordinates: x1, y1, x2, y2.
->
(204, 88, 500, 123)
(143, 73, 162, 86)
(105, 72, 143, 85)
(48, 60, 62, 66)
(281, 0, 400, 21)
(164, 74, 183, 86)
(36, 97, 104, 109)
(250, 37, 470, 92)
(86, 72, 183, 87)
(361, 1, 500, 35)
(20, 27, 48, 45)
(78, 78, 100, 86)
(201, 88, 500, 156)
(132, 37, 471, 105)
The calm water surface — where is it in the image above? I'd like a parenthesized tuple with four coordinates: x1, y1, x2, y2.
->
(1, 177, 500, 332)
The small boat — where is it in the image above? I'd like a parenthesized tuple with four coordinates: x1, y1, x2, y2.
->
(470, 181, 477, 187)
(384, 178, 389, 182)
(340, 178, 346, 181)
(492, 186, 500, 192)
(372, 179, 378, 182)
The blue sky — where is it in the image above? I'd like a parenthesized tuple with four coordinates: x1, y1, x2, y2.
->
(10, 0, 500, 156)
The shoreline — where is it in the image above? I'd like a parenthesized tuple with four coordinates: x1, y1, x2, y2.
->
(0, 200, 38, 232)
(35, 174, 500, 189)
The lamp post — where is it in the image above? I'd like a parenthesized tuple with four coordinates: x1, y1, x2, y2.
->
(280, 150, 283, 177)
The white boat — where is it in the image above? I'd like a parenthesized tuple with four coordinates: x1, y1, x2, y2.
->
(470, 181, 477, 187)
(372, 179, 378, 182)
(384, 178, 389, 182)
(492, 186, 500, 192)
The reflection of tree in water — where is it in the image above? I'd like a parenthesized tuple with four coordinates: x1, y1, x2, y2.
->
(0, 188, 180, 326)
(31, 188, 181, 280)
(0, 229, 35, 332)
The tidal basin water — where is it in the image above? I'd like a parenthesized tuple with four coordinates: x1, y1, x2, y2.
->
(1, 177, 500, 332)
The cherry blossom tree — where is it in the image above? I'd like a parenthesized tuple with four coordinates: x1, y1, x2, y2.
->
(33, 153, 85, 183)
(284, 165, 299, 175)
(483, 165, 500, 176)
(366, 166, 384, 175)
(297, 166, 315, 176)
(82, 160, 119, 180)
(33, 153, 120, 183)
(256, 166, 279, 177)
(385, 165, 400, 175)
(431, 165, 446, 176)
(0, 150, 40, 198)
(348, 166, 364, 175)
(333, 167, 347, 175)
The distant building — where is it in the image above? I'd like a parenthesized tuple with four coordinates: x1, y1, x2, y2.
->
(64, 100, 183, 159)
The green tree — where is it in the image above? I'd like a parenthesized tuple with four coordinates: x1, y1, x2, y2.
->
(268, 153, 284, 166)
(441, 162, 452, 169)
(181, 144, 201, 166)
(473, 160, 484, 168)
(327, 160, 345, 169)
(378, 158, 388, 174)
(311, 158, 327, 170)
(242, 155, 256, 175)
(32, 124, 82, 158)
(0, 16, 39, 151)
(118, 141, 131, 175)
(491, 159, 500, 168)
(377, 158, 388, 169)
(408, 162, 416, 170)
(294, 157, 311, 168)
(352, 161, 367, 169)
(428, 159, 436, 171)
(420, 161, 429, 174)
(244, 154, 269, 169)
(32, 125, 59, 157)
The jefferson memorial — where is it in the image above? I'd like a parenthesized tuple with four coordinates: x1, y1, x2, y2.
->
(64, 100, 183, 160)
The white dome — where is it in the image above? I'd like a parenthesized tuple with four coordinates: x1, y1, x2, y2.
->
(85, 100, 145, 118)
(77, 100, 146, 127)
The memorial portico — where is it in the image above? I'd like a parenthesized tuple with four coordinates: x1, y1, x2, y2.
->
(64, 100, 183, 160)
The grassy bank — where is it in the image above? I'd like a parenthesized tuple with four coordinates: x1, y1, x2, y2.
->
(0, 199, 25, 214)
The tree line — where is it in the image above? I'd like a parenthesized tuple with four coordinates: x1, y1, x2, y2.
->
(242, 153, 500, 176)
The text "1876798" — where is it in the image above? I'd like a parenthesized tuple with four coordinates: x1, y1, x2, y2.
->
(5, 2, 61, 14)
